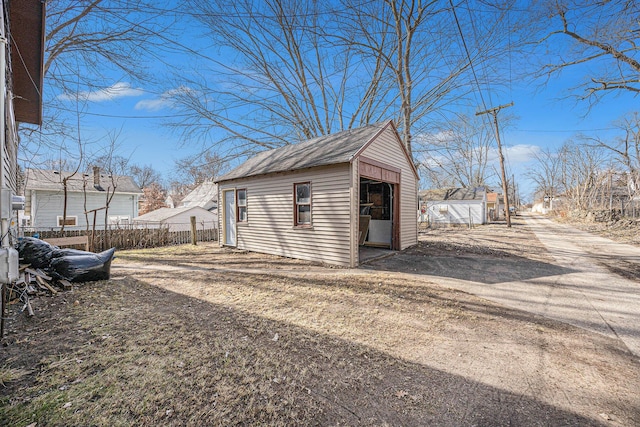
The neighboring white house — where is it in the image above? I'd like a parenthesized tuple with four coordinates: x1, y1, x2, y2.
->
(24, 168, 142, 230)
(179, 180, 218, 212)
(133, 206, 217, 232)
(420, 187, 487, 226)
(215, 120, 419, 267)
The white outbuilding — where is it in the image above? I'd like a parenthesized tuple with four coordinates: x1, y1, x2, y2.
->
(215, 121, 419, 267)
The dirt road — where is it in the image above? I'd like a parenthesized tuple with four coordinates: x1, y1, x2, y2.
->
(371, 213, 640, 358)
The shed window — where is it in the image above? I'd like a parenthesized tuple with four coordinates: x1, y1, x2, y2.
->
(57, 216, 77, 227)
(237, 189, 247, 222)
(294, 182, 311, 226)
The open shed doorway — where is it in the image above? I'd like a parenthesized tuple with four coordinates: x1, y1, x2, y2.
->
(359, 178, 397, 251)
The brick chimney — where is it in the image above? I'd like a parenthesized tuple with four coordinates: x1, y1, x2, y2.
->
(93, 166, 104, 191)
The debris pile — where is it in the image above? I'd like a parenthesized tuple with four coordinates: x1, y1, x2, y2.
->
(4, 237, 116, 319)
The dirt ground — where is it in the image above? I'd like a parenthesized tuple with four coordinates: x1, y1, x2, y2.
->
(1, 220, 639, 426)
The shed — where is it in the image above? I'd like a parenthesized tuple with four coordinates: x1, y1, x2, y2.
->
(215, 121, 418, 267)
(419, 187, 487, 226)
(133, 206, 217, 232)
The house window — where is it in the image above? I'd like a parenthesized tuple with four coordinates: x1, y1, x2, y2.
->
(236, 189, 247, 222)
(57, 216, 77, 227)
(294, 182, 311, 226)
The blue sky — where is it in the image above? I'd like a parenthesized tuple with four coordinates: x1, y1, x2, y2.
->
(42, 1, 638, 202)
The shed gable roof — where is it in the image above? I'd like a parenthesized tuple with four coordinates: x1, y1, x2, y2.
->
(25, 169, 142, 194)
(420, 187, 486, 202)
(217, 121, 398, 182)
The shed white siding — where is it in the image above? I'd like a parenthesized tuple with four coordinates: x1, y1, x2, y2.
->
(219, 164, 353, 266)
(426, 200, 486, 226)
(29, 190, 139, 229)
(359, 127, 418, 249)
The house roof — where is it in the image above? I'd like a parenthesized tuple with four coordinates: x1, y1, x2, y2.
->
(420, 187, 486, 202)
(25, 169, 142, 194)
(9, 0, 45, 125)
(180, 181, 218, 207)
(217, 121, 398, 182)
(133, 206, 216, 222)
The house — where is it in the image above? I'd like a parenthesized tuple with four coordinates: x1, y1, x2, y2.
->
(179, 180, 218, 212)
(215, 121, 419, 267)
(133, 206, 217, 232)
(24, 168, 143, 230)
(486, 192, 499, 221)
(419, 187, 487, 226)
(0, 0, 45, 283)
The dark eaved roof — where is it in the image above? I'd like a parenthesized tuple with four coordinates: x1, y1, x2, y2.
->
(217, 122, 391, 182)
(25, 169, 142, 194)
(420, 187, 486, 202)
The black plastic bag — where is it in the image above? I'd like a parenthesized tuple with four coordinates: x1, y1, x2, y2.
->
(48, 248, 116, 283)
(16, 237, 56, 269)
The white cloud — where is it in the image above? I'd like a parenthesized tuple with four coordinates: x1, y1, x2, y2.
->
(59, 82, 144, 102)
(134, 86, 192, 111)
(503, 144, 541, 164)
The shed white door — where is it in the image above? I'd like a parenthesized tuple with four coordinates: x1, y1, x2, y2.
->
(223, 189, 236, 246)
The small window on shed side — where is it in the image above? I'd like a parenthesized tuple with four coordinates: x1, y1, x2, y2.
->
(294, 182, 311, 226)
(237, 189, 247, 222)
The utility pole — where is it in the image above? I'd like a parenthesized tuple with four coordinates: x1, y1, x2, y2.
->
(476, 102, 514, 227)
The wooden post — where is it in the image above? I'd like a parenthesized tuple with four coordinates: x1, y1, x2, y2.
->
(190, 216, 197, 245)
(476, 102, 514, 227)
(1, 284, 5, 338)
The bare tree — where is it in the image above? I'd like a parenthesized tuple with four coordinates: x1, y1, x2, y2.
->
(20, 0, 179, 165)
(174, 0, 506, 160)
(128, 164, 162, 189)
(558, 141, 608, 210)
(523, 0, 640, 103)
(581, 113, 640, 197)
(526, 147, 564, 205)
(418, 113, 498, 188)
(173, 152, 225, 187)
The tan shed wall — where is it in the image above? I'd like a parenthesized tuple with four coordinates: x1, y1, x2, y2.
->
(218, 164, 353, 266)
(360, 127, 418, 249)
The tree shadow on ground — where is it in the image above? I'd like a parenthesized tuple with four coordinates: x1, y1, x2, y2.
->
(0, 277, 616, 427)
(366, 241, 576, 285)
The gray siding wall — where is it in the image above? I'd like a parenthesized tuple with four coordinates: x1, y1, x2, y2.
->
(30, 190, 139, 229)
(218, 164, 353, 266)
(360, 127, 418, 249)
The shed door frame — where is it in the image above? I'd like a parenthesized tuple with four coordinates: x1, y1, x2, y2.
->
(222, 189, 236, 247)
(359, 157, 401, 250)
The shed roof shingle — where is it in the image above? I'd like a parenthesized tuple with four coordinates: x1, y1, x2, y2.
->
(25, 169, 142, 194)
(420, 187, 486, 201)
(216, 122, 391, 182)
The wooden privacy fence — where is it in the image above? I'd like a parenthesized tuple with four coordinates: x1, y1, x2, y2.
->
(24, 225, 218, 252)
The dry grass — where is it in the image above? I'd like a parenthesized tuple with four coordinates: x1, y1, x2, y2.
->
(1, 239, 639, 426)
